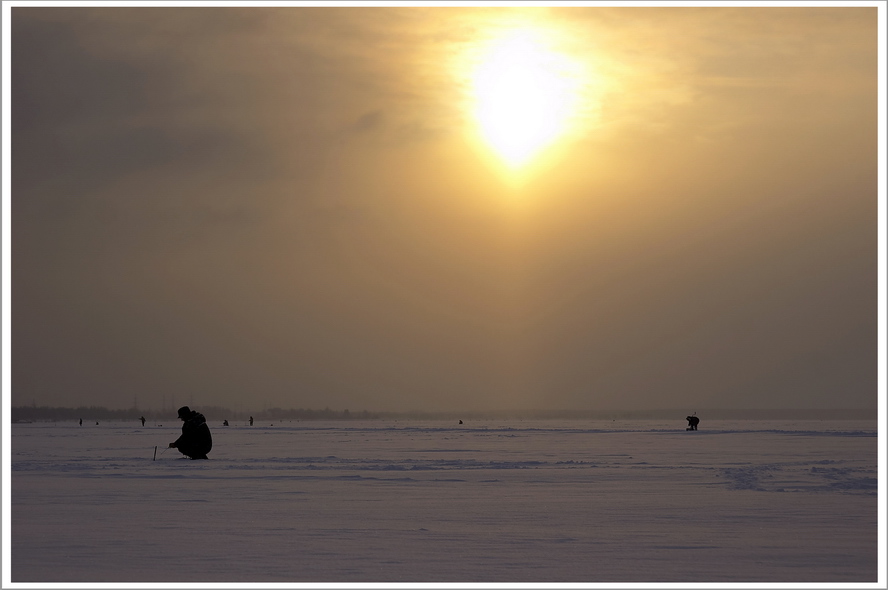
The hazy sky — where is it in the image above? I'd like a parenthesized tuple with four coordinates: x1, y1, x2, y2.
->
(9, 4, 879, 413)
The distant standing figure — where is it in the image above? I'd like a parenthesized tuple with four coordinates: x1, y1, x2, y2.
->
(140, 416, 146, 426)
(79, 419, 82, 426)
(249, 416, 254, 426)
(686, 415, 700, 431)
(169, 406, 213, 460)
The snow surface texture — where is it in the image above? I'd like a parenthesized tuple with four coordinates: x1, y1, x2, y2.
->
(11, 419, 877, 583)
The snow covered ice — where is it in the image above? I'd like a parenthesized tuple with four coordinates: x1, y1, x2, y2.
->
(9, 419, 878, 583)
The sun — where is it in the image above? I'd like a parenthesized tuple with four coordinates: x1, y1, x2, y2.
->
(469, 29, 583, 170)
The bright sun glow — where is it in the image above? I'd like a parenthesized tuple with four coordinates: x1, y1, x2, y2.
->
(470, 29, 583, 169)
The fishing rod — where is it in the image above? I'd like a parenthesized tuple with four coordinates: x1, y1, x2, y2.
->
(153, 445, 172, 460)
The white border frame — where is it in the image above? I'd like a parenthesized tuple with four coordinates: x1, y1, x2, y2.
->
(1, 2, 884, 589)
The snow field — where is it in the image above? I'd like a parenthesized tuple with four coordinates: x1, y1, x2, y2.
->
(10, 419, 878, 583)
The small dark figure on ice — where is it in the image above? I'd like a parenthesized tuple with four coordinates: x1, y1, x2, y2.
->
(686, 414, 700, 431)
(140, 416, 146, 426)
(223, 420, 229, 426)
(169, 406, 213, 459)
(249, 416, 254, 426)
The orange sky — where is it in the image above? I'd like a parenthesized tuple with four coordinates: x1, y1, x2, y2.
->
(9, 5, 880, 413)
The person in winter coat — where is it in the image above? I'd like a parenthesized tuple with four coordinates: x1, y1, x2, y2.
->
(686, 415, 700, 431)
(169, 406, 213, 459)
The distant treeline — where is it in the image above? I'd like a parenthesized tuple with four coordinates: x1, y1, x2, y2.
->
(10, 405, 875, 423)
(10, 405, 382, 423)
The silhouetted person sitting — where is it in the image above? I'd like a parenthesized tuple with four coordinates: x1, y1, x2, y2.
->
(686, 415, 700, 431)
(169, 406, 212, 460)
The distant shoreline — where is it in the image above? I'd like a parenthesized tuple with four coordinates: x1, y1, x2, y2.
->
(9, 405, 876, 423)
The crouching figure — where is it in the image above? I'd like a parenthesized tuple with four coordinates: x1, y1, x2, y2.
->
(169, 406, 213, 459)
(686, 415, 700, 431)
